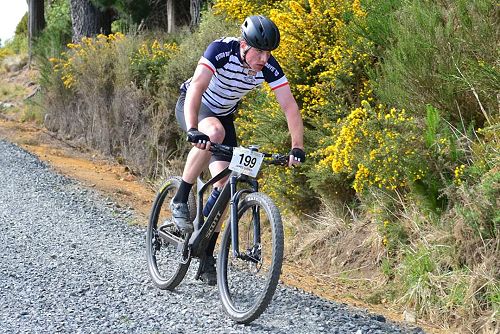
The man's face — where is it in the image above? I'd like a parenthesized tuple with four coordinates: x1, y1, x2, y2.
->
(241, 41, 272, 71)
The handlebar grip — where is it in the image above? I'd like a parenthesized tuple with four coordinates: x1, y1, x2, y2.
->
(209, 143, 233, 157)
(268, 154, 288, 166)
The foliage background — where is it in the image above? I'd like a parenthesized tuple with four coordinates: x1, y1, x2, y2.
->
(1, 0, 498, 332)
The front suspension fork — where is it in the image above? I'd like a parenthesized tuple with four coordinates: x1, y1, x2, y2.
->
(230, 175, 259, 258)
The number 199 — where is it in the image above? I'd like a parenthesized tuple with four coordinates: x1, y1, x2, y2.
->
(239, 154, 257, 168)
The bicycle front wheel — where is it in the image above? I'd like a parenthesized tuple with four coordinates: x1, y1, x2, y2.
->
(146, 176, 196, 290)
(217, 192, 284, 324)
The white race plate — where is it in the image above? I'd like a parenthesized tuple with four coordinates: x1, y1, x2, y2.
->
(228, 147, 264, 177)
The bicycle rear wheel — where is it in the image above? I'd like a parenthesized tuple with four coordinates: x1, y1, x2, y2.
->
(146, 176, 196, 290)
(217, 192, 284, 324)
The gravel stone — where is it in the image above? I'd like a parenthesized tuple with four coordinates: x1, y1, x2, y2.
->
(0, 139, 425, 333)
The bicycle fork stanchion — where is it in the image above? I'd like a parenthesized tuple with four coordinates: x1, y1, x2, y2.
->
(250, 179, 261, 249)
(229, 174, 261, 260)
(253, 206, 261, 247)
(230, 175, 240, 258)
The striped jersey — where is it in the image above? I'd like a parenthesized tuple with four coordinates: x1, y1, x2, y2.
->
(180, 37, 288, 116)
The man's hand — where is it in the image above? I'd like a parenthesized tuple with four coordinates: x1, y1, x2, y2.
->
(289, 147, 305, 167)
(187, 128, 211, 150)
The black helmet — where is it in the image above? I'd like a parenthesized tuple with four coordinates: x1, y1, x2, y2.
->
(241, 15, 280, 51)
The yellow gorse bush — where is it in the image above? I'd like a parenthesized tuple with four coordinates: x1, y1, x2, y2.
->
(214, 0, 276, 22)
(318, 101, 419, 193)
(216, 0, 400, 202)
(453, 164, 466, 186)
(0, 47, 15, 62)
(50, 33, 179, 95)
(50, 33, 125, 89)
(216, 0, 371, 117)
(262, 0, 371, 122)
(49, 53, 75, 89)
(130, 39, 179, 72)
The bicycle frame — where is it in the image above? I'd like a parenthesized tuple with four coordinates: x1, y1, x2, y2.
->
(187, 167, 259, 259)
(158, 142, 286, 263)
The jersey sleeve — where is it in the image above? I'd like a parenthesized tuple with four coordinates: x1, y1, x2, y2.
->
(262, 56, 289, 90)
(198, 39, 232, 74)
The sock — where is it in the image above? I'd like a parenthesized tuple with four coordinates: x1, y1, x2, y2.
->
(173, 180, 193, 203)
(205, 232, 219, 257)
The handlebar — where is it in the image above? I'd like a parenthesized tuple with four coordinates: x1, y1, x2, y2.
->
(208, 143, 289, 166)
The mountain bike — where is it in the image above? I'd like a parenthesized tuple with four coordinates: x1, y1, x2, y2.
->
(146, 143, 288, 324)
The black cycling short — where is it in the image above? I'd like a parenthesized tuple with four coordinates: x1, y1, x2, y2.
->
(175, 92, 237, 162)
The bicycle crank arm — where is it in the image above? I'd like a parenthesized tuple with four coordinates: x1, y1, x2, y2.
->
(157, 229, 185, 252)
(237, 253, 259, 264)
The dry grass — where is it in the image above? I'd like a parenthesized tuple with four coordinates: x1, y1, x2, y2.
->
(287, 198, 386, 282)
(285, 183, 499, 333)
(0, 82, 27, 101)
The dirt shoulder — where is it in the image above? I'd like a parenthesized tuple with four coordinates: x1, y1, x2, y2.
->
(0, 69, 446, 334)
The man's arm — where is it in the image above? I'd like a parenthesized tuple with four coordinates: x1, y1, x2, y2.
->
(184, 64, 214, 130)
(273, 84, 304, 150)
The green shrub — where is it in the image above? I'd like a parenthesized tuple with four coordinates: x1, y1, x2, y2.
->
(395, 241, 498, 330)
(130, 38, 180, 94)
(365, 0, 498, 127)
(15, 12, 28, 37)
(450, 168, 499, 243)
(34, 0, 72, 60)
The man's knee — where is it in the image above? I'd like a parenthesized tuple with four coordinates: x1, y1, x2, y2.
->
(200, 119, 225, 143)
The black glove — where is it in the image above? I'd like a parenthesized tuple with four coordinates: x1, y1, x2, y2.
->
(187, 128, 210, 144)
(289, 148, 306, 163)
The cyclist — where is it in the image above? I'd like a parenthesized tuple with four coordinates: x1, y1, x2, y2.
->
(171, 15, 305, 285)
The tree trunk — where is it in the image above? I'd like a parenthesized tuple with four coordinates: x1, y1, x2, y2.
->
(190, 0, 201, 30)
(167, 0, 175, 33)
(70, 0, 113, 42)
(28, 0, 46, 64)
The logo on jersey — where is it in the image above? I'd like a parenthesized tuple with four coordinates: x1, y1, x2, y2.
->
(244, 69, 257, 83)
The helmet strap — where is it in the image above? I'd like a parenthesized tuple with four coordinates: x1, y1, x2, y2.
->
(241, 44, 252, 68)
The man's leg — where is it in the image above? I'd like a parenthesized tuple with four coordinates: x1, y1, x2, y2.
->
(197, 117, 237, 285)
(209, 160, 230, 189)
(171, 117, 226, 233)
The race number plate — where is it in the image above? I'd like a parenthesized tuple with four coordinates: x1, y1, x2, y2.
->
(229, 147, 264, 177)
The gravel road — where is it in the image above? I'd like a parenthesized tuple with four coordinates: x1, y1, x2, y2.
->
(0, 139, 425, 334)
